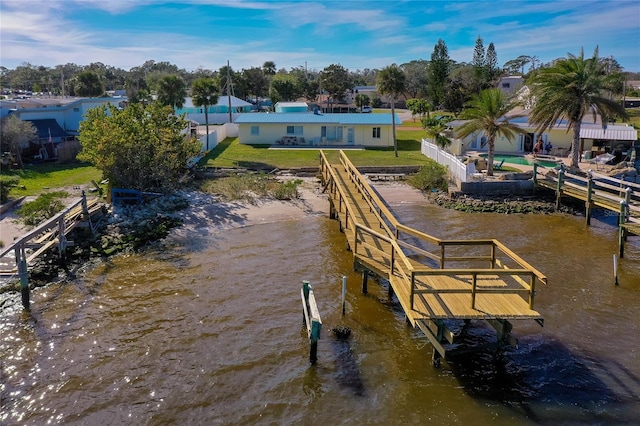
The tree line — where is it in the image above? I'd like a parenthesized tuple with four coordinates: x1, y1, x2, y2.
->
(2, 36, 634, 110)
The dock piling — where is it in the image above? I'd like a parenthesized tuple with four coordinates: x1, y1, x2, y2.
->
(301, 280, 322, 364)
(341, 276, 347, 315)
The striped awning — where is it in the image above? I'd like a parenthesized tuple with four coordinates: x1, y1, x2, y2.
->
(580, 126, 637, 141)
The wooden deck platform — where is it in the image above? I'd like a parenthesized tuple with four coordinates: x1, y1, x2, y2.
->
(533, 165, 640, 257)
(320, 151, 547, 364)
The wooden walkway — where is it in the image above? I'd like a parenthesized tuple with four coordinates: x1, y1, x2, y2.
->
(533, 164, 640, 257)
(0, 193, 103, 309)
(320, 151, 547, 365)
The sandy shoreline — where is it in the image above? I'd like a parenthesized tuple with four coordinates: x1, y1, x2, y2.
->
(172, 177, 430, 236)
(0, 178, 431, 250)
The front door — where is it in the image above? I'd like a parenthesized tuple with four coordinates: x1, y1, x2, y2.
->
(347, 127, 354, 145)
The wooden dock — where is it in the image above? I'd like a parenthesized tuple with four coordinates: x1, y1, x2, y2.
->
(0, 193, 104, 309)
(533, 164, 640, 257)
(320, 151, 547, 365)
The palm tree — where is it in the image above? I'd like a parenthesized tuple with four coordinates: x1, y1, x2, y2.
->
(377, 64, 406, 157)
(157, 75, 187, 110)
(191, 77, 219, 150)
(423, 116, 452, 150)
(529, 47, 628, 168)
(456, 88, 526, 176)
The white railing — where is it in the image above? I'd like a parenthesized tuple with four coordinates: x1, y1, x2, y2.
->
(421, 138, 469, 183)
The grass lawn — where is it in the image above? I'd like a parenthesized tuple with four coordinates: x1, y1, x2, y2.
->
(625, 107, 640, 136)
(1, 128, 429, 200)
(198, 129, 429, 169)
(1, 162, 102, 197)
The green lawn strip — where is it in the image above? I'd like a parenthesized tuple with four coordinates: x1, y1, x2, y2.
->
(1, 163, 102, 196)
(199, 130, 429, 169)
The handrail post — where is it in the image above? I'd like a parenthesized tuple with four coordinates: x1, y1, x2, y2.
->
(390, 244, 395, 275)
(16, 246, 30, 310)
(529, 274, 536, 309)
(490, 243, 496, 268)
(619, 200, 628, 258)
(410, 271, 415, 310)
(471, 274, 477, 309)
(440, 245, 445, 269)
(354, 224, 359, 254)
(532, 163, 538, 185)
(556, 169, 564, 210)
(586, 170, 593, 225)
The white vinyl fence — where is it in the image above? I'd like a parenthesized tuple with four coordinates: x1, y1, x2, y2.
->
(421, 138, 470, 183)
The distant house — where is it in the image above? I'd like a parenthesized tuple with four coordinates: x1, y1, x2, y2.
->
(497, 76, 524, 96)
(446, 112, 637, 159)
(175, 96, 253, 124)
(235, 111, 400, 147)
(274, 102, 309, 113)
(7, 97, 125, 162)
(9, 97, 126, 135)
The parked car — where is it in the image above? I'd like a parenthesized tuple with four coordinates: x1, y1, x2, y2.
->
(361, 106, 372, 113)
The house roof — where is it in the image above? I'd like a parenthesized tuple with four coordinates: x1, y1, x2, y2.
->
(25, 119, 70, 140)
(448, 117, 637, 142)
(235, 112, 399, 125)
(579, 124, 637, 141)
(275, 102, 308, 108)
(182, 95, 252, 108)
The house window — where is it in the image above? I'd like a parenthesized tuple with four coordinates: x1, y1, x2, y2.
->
(501, 83, 510, 88)
(251, 126, 259, 135)
(286, 125, 303, 135)
(372, 127, 381, 138)
(73, 107, 80, 112)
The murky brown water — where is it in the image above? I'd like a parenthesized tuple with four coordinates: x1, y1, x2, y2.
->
(2, 199, 640, 425)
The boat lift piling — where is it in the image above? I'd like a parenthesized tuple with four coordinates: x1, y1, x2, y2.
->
(301, 280, 322, 364)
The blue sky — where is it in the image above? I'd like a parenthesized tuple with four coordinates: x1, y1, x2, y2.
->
(1, 0, 639, 72)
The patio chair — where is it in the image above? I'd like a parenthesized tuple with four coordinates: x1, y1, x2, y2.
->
(493, 158, 505, 170)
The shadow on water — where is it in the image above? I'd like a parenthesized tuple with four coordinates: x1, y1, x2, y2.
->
(445, 322, 640, 423)
(329, 335, 365, 397)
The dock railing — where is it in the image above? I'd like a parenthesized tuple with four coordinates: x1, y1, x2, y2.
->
(533, 164, 640, 224)
(321, 150, 547, 316)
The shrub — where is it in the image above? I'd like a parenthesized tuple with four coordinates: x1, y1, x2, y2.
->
(17, 191, 69, 226)
(408, 162, 449, 192)
(0, 175, 20, 203)
(200, 174, 301, 201)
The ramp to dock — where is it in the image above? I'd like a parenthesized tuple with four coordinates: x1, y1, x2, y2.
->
(320, 151, 547, 364)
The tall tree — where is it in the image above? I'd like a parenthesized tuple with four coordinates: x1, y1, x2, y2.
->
(456, 89, 526, 176)
(243, 67, 268, 100)
(400, 60, 430, 98)
(75, 70, 104, 97)
(269, 73, 301, 102)
(191, 77, 219, 150)
(320, 64, 352, 109)
(157, 75, 187, 110)
(79, 102, 200, 192)
(262, 61, 276, 76)
(0, 115, 37, 169)
(485, 42, 499, 84)
(529, 47, 628, 168)
(377, 64, 406, 157)
(472, 36, 486, 89)
(428, 39, 450, 108)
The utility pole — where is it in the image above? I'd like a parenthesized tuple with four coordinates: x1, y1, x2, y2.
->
(227, 60, 232, 124)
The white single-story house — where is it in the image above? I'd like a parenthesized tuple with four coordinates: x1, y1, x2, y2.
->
(445, 114, 638, 160)
(235, 111, 400, 147)
(175, 96, 253, 124)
